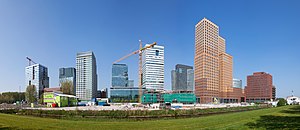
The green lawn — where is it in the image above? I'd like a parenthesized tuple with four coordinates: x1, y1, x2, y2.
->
(0, 105, 299, 130)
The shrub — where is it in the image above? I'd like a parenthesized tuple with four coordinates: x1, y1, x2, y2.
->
(277, 98, 287, 107)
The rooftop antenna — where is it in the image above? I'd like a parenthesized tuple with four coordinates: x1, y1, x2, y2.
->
(292, 90, 294, 97)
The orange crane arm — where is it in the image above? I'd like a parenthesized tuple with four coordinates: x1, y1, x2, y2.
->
(112, 42, 157, 64)
(140, 42, 156, 51)
(112, 50, 139, 64)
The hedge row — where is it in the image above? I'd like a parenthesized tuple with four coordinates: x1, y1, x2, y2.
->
(0, 105, 268, 120)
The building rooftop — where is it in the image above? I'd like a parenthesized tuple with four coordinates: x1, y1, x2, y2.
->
(44, 87, 61, 92)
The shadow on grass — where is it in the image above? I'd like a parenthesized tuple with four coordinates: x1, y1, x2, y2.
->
(246, 115, 300, 129)
(281, 106, 300, 115)
(246, 106, 300, 129)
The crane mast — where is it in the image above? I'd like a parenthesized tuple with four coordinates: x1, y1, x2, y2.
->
(138, 40, 143, 103)
(112, 41, 157, 103)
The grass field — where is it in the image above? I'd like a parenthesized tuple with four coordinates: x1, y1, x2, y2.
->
(0, 105, 299, 130)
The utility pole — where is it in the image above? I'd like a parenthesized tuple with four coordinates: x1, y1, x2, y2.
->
(19, 86, 21, 101)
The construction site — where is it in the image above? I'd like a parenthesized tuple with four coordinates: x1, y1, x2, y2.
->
(22, 40, 200, 110)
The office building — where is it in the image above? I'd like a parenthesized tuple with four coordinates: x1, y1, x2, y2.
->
(171, 64, 194, 91)
(110, 63, 143, 102)
(97, 88, 108, 98)
(233, 79, 242, 89)
(110, 87, 143, 103)
(195, 18, 243, 103)
(59, 67, 76, 95)
(112, 64, 128, 88)
(245, 72, 275, 102)
(187, 69, 194, 91)
(171, 70, 176, 90)
(194, 18, 221, 103)
(25, 64, 49, 99)
(141, 44, 164, 91)
(219, 53, 233, 100)
(76, 51, 98, 100)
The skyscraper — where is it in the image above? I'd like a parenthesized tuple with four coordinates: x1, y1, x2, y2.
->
(195, 18, 240, 103)
(195, 18, 220, 103)
(111, 64, 128, 88)
(141, 44, 164, 91)
(171, 64, 194, 91)
(59, 67, 76, 95)
(245, 72, 275, 102)
(76, 51, 97, 100)
(25, 64, 49, 99)
(219, 53, 233, 99)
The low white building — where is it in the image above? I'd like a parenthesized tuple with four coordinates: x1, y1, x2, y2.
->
(286, 96, 300, 105)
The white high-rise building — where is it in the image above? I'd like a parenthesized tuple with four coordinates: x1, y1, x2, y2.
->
(25, 64, 49, 98)
(76, 51, 98, 100)
(142, 44, 164, 91)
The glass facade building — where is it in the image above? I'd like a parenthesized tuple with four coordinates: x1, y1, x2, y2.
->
(25, 64, 49, 99)
(187, 69, 194, 91)
(128, 80, 134, 87)
(110, 64, 141, 102)
(233, 79, 242, 89)
(171, 70, 176, 90)
(112, 64, 128, 87)
(59, 67, 76, 95)
(171, 64, 194, 91)
(110, 87, 142, 102)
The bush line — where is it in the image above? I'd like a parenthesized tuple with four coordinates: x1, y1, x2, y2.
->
(0, 106, 269, 120)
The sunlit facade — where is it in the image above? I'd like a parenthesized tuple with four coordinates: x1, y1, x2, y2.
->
(142, 44, 164, 91)
(195, 18, 243, 103)
(195, 18, 220, 103)
(25, 64, 49, 99)
(76, 51, 98, 100)
(245, 72, 275, 102)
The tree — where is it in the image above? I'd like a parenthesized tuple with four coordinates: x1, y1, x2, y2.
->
(61, 80, 74, 95)
(277, 98, 287, 107)
(39, 94, 44, 104)
(0, 92, 25, 104)
(25, 85, 37, 103)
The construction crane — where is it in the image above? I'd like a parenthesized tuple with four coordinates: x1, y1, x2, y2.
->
(113, 41, 157, 103)
(26, 57, 37, 66)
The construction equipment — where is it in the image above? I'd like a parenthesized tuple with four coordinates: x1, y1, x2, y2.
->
(112, 41, 157, 103)
(26, 57, 37, 66)
(112, 41, 157, 64)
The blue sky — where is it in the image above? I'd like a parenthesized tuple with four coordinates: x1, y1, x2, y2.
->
(0, 0, 299, 98)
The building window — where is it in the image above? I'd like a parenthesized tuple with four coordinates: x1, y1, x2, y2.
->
(155, 50, 159, 56)
(179, 68, 183, 73)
